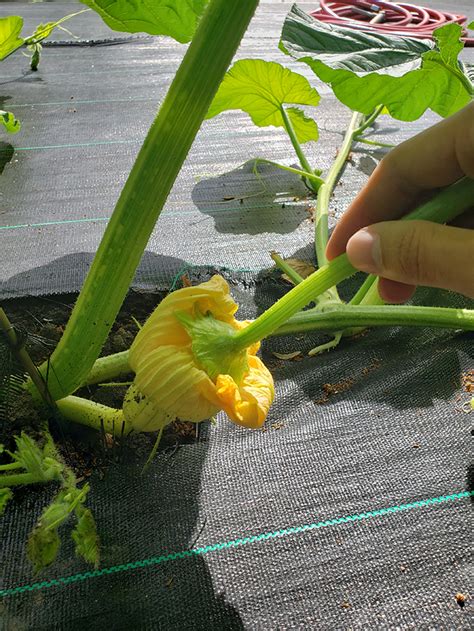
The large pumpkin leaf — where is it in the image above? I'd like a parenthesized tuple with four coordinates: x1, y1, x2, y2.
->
(207, 59, 320, 143)
(280, 5, 473, 121)
(0, 16, 24, 61)
(279, 5, 433, 73)
(80, 0, 209, 44)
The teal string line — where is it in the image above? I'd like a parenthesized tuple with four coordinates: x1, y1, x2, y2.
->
(0, 217, 109, 231)
(12, 139, 142, 151)
(0, 201, 300, 232)
(10, 97, 158, 108)
(1, 490, 471, 599)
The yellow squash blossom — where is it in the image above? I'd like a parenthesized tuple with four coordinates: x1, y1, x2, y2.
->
(124, 275, 274, 430)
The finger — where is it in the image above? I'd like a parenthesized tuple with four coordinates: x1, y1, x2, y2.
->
(377, 278, 416, 304)
(346, 220, 474, 299)
(327, 102, 474, 260)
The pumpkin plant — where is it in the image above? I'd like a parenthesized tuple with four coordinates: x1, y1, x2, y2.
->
(1, 0, 473, 573)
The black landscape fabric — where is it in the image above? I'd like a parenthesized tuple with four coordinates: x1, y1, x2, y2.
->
(1, 1, 473, 629)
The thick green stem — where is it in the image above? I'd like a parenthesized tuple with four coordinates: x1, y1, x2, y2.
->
(233, 254, 355, 350)
(84, 350, 131, 386)
(0, 472, 45, 487)
(275, 305, 474, 335)
(315, 111, 365, 267)
(34, 0, 259, 401)
(350, 274, 380, 306)
(56, 397, 129, 436)
(280, 106, 315, 178)
(352, 105, 384, 138)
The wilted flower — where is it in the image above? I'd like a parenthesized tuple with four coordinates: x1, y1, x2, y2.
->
(124, 275, 274, 431)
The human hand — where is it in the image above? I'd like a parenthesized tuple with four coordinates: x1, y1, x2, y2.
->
(326, 102, 474, 302)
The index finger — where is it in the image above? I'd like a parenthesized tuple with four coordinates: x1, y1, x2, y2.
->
(326, 101, 474, 260)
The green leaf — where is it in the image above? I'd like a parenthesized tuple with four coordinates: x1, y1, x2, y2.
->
(468, 21, 474, 30)
(13, 433, 46, 476)
(207, 59, 320, 143)
(80, 0, 209, 44)
(72, 508, 100, 567)
(433, 23, 464, 66)
(27, 525, 61, 573)
(279, 5, 433, 73)
(0, 16, 24, 61)
(280, 8, 472, 121)
(0, 488, 13, 515)
(41, 489, 79, 529)
(28, 22, 57, 42)
(0, 109, 21, 134)
(12, 433, 63, 480)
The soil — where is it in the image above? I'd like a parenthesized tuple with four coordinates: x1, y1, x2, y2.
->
(0, 290, 199, 479)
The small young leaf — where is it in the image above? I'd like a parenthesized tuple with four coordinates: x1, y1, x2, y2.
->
(28, 22, 57, 43)
(280, 7, 472, 121)
(27, 525, 61, 573)
(468, 21, 474, 30)
(433, 23, 464, 66)
(207, 59, 320, 143)
(0, 488, 13, 515)
(0, 16, 24, 61)
(13, 433, 45, 476)
(12, 432, 64, 480)
(72, 508, 100, 567)
(41, 489, 79, 529)
(80, 0, 209, 44)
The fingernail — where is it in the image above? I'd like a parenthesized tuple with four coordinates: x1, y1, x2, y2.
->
(346, 228, 382, 274)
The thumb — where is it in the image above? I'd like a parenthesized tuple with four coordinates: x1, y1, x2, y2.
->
(346, 220, 474, 299)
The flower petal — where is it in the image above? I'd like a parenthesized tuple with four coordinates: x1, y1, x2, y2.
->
(134, 346, 221, 422)
(215, 356, 274, 429)
(123, 383, 173, 432)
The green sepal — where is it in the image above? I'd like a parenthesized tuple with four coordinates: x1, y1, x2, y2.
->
(175, 310, 248, 382)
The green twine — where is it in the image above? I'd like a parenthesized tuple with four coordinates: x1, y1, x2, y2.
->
(1, 490, 471, 598)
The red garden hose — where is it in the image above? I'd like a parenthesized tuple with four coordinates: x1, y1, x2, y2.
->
(309, 0, 474, 46)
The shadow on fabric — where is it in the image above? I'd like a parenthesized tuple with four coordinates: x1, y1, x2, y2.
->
(191, 160, 311, 236)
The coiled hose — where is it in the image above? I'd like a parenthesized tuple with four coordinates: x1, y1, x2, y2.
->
(309, 0, 474, 45)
